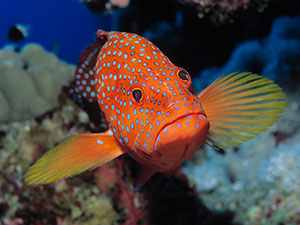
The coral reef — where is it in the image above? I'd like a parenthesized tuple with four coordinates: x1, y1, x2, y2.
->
(0, 44, 75, 122)
(0, 97, 238, 225)
(0, 38, 239, 225)
(184, 15, 300, 224)
(0, 100, 119, 225)
(192, 15, 300, 92)
(184, 93, 300, 224)
(184, 12, 300, 220)
(1, 7, 299, 225)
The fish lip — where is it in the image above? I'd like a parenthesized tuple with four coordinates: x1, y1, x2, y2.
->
(153, 111, 204, 151)
(153, 111, 205, 161)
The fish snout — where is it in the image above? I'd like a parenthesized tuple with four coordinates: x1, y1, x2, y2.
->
(154, 113, 210, 169)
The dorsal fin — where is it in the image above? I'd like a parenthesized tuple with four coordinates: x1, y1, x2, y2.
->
(63, 31, 108, 105)
(62, 31, 109, 127)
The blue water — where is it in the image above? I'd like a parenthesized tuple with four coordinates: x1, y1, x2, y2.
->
(0, 0, 114, 63)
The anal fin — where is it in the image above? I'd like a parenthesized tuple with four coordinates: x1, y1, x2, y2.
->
(134, 166, 156, 190)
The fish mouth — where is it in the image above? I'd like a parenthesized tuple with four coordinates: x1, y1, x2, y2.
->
(156, 112, 204, 138)
(153, 111, 209, 167)
(154, 112, 205, 149)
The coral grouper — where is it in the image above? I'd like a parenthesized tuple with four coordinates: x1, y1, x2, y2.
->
(25, 30, 287, 188)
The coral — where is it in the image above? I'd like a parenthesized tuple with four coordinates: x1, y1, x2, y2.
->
(0, 95, 239, 224)
(185, 16, 300, 223)
(113, 158, 146, 225)
(0, 100, 119, 225)
(193, 15, 300, 92)
(184, 86, 300, 224)
(80, 0, 130, 12)
(110, 0, 130, 8)
(0, 44, 75, 122)
(178, 0, 268, 22)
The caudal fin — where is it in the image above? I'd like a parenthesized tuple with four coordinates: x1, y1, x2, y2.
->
(198, 72, 287, 150)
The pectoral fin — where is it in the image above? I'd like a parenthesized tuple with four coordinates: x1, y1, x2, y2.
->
(25, 130, 123, 185)
(198, 72, 287, 150)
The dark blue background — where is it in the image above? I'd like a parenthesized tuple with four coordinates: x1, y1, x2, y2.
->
(0, 0, 114, 64)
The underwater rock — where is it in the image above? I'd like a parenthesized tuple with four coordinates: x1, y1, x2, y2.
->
(0, 44, 75, 122)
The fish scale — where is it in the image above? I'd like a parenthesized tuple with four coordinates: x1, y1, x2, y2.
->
(25, 30, 287, 188)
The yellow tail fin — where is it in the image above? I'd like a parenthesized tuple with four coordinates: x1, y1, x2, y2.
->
(198, 72, 287, 150)
(25, 130, 123, 185)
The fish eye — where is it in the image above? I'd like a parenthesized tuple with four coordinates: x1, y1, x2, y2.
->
(132, 88, 143, 103)
(177, 69, 189, 82)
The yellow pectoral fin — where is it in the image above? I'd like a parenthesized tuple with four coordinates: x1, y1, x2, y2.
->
(25, 130, 123, 185)
(198, 72, 287, 150)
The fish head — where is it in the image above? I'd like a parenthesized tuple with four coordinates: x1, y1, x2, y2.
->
(94, 31, 209, 170)
(133, 66, 210, 170)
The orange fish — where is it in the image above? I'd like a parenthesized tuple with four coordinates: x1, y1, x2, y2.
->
(25, 30, 287, 188)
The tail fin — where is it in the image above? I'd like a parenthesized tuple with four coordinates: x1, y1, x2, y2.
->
(198, 72, 287, 150)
